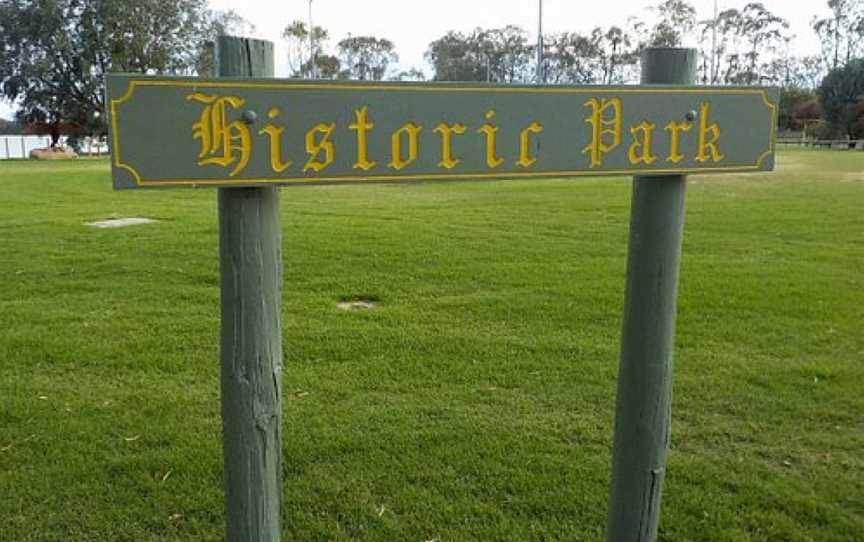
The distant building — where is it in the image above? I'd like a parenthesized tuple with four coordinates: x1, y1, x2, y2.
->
(21, 122, 85, 145)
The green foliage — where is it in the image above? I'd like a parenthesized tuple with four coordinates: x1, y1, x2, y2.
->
(649, 0, 697, 47)
(281, 20, 334, 78)
(426, 26, 533, 83)
(0, 0, 229, 142)
(697, 3, 791, 85)
(423, 1, 798, 87)
(477, 26, 534, 84)
(541, 21, 645, 85)
(778, 87, 821, 131)
(760, 55, 828, 89)
(208, 9, 256, 38)
(542, 32, 604, 84)
(194, 10, 258, 76)
(812, 0, 864, 72)
(590, 25, 640, 84)
(336, 36, 398, 81)
(426, 24, 642, 85)
(0, 117, 20, 134)
(818, 58, 864, 137)
(312, 54, 342, 80)
(425, 29, 489, 82)
(0, 151, 862, 540)
(851, 98, 864, 136)
(392, 68, 426, 82)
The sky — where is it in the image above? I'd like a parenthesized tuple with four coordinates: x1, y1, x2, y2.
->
(207, 0, 825, 75)
(0, 0, 829, 120)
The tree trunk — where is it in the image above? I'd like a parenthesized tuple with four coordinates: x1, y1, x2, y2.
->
(50, 124, 60, 148)
(833, 25, 839, 71)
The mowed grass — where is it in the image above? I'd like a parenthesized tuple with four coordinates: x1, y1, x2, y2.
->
(0, 150, 862, 541)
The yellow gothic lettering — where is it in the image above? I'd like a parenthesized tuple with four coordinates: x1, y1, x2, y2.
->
(258, 108, 292, 173)
(664, 120, 692, 163)
(628, 120, 657, 165)
(349, 105, 376, 170)
(516, 122, 544, 168)
(389, 122, 422, 170)
(187, 92, 251, 177)
(303, 122, 336, 172)
(433, 122, 466, 169)
(477, 110, 504, 168)
(695, 102, 724, 162)
(582, 97, 622, 168)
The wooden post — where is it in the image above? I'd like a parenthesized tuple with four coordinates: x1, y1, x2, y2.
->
(607, 47, 696, 542)
(216, 36, 283, 542)
(4, 137, 9, 159)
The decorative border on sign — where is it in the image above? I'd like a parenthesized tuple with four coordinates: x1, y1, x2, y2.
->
(109, 79, 777, 187)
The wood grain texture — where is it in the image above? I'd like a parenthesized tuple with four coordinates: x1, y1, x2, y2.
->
(606, 47, 697, 542)
(216, 35, 283, 542)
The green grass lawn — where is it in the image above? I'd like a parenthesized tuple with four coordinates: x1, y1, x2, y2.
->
(1, 149, 862, 541)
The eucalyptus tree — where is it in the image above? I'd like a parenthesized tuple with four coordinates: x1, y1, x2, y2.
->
(281, 20, 333, 78)
(337, 36, 398, 81)
(209, 9, 256, 38)
(812, 0, 864, 72)
(738, 2, 789, 84)
(392, 68, 426, 82)
(196, 10, 257, 75)
(426, 30, 488, 82)
(696, 3, 789, 85)
(426, 26, 532, 83)
(819, 58, 864, 138)
(795, 56, 830, 90)
(697, 8, 741, 84)
(591, 26, 640, 84)
(542, 32, 604, 84)
(648, 0, 697, 47)
(476, 25, 533, 83)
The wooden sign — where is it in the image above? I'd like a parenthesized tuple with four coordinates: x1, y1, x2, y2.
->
(106, 75, 778, 189)
(107, 40, 776, 542)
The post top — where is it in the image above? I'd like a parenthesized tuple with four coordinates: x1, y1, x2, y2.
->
(640, 48, 697, 85)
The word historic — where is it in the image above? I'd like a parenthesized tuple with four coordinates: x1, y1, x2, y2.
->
(106, 77, 778, 188)
(189, 95, 723, 177)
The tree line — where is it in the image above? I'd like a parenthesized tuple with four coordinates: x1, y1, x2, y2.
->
(279, 0, 864, 139)
(1, 0, 862, 145)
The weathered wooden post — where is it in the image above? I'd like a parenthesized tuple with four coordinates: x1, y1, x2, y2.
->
(216, 36, 283, 542)
(606, 47, 696, 542)
(106, 42, 776, 538)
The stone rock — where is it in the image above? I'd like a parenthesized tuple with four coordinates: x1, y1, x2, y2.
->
(86, 217, 158, 228)
(29, 147, 78, 160)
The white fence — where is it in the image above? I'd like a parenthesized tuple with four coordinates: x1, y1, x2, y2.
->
(0, 136, 52, 159)
(0, 135, 109, 159)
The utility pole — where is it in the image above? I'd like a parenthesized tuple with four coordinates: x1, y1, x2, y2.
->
(308, 0, 316, 78)
(710, 0, 718, 84)
(536, 0, 544, 83)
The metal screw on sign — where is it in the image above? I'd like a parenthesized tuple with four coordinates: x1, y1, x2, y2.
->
(242, 110, 258, 125)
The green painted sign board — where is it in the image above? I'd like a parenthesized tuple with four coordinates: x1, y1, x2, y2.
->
(106, 75, 778, 189)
